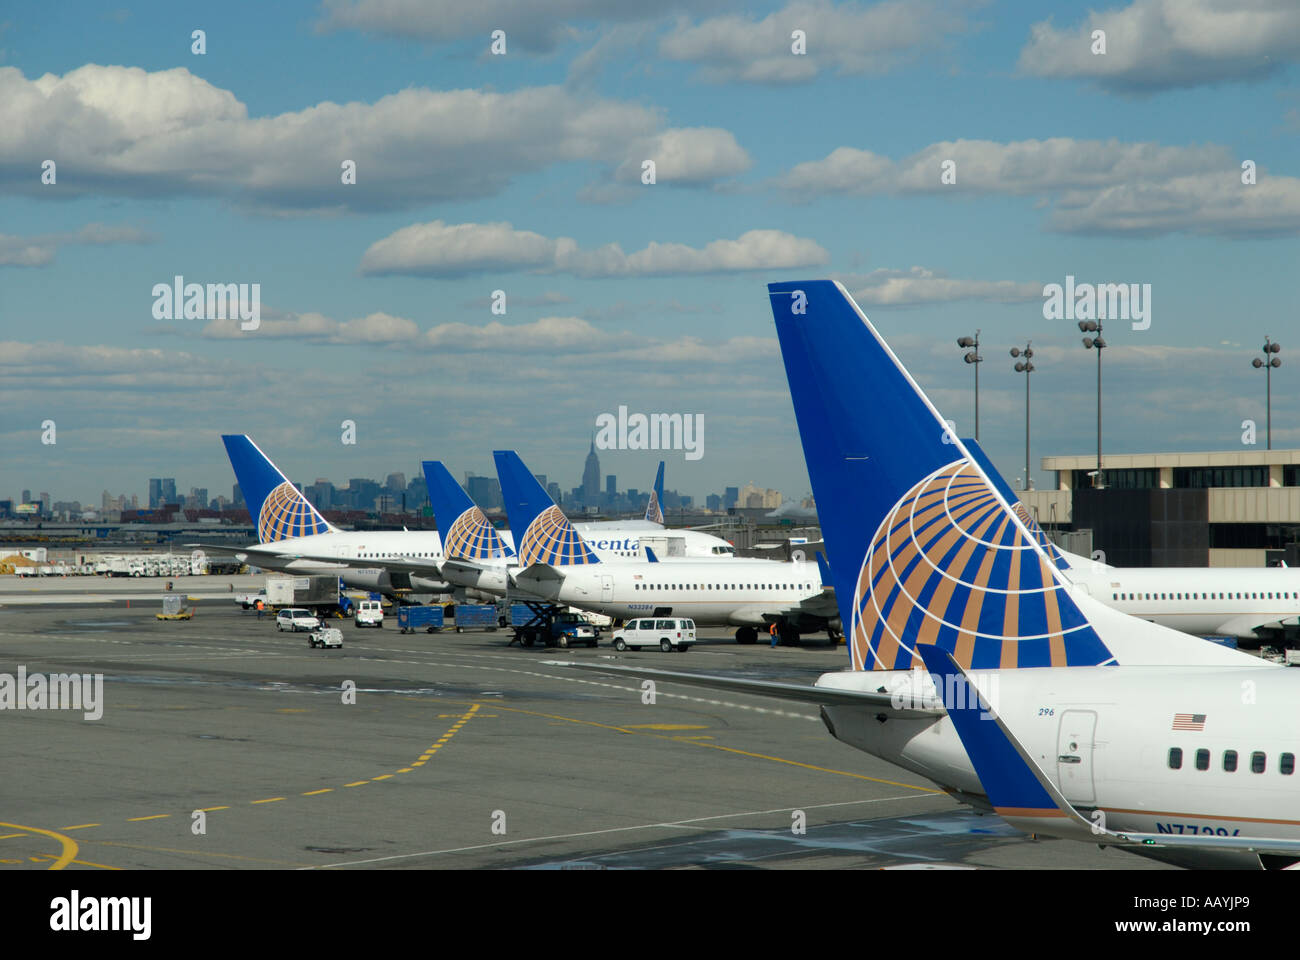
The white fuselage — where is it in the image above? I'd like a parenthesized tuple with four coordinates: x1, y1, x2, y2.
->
(239, 521, 735, 591)
(817, 663, 1300, 859)
(1061, 558, 1300, 639)
(513, 559, 828, 628)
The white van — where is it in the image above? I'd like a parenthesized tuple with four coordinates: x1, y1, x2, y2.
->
(611, 618, 696, 652)
(354, 600, 384, 628)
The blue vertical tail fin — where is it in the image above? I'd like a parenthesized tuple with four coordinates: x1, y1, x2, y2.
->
(221, 435, 334, 543)
(422, 460, 514, 561)
(493, 450, 600, 566)
(644, 461, 665, 524)
(961, 439, 1070, 571)
(767, 281, 1110, 672)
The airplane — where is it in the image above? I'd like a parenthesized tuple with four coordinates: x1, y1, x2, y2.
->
(557, 279, 1300, 868)
(494, 450, 839, 644)
(205, 437, 738, 596)
(967, 439, 1300, 646)
(204, 434, 452, 596)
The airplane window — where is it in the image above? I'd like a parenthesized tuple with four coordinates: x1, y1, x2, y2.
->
(1195, 749, 1209, 771)
(1168, 748, 1183, 770)
(1112, 593, 1117, 601)
(1282, 753, 1295, 775)
(1223, 750, 1238, 772)
(1251, 751, 1266, 774)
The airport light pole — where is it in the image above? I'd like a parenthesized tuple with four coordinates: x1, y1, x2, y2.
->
(1252, 338, 1282, 450)
(957, 332, 982, 441)
(1010, 342, 1034, 490)
(1079, 320, 1106, 488)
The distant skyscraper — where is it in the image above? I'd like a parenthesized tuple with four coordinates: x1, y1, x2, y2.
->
(386, 472, 406, 493)
(148, 479, 162, 508)
(161, 478, 177, 505)
(724, 486, 739, 509)
(21, 489, 31, 505)
(233, 483, 243, 506)
(582, 437, 600, 504)
(605, 475, 617, 500)
(466, 475, 502, 511)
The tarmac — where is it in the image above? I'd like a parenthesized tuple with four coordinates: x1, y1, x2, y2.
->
(0, 577, 1169, 870)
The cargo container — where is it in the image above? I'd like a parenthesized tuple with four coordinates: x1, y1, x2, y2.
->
(453, 603, 498, 632)
(396, 605, 444, 633)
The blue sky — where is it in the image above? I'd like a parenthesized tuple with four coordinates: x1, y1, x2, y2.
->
(2, 0, 1298, 507)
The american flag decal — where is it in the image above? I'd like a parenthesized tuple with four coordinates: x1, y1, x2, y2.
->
(1172, 713, 1206, 731)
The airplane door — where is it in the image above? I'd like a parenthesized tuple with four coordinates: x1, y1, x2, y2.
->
(1056, 710, 1097, 804)
(601, 575, 613, 603)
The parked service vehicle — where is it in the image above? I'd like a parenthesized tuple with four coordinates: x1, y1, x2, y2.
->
(612, 618, 697, 652)
(235, 590, 268, 610)
(354, 599, 384, 628)
(276, 608, 321, 632)
(308, 627, 343, 649)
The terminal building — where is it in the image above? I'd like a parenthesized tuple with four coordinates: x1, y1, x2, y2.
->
(1022, 448, 1300, 568)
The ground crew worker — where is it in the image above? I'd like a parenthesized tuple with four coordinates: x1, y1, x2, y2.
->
(770, 622, 779, 647)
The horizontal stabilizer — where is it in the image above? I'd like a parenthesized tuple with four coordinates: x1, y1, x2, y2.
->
(552, 661, 943, 716)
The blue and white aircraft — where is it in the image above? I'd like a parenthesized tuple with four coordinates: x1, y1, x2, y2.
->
(564, 280, 1300, 868)
(492, 450, 837, 643)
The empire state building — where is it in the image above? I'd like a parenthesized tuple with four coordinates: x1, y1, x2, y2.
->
(582, 436, 601, 505)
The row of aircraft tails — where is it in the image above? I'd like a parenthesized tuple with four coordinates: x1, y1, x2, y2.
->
(211, 438, 838, 642)
(210, 280, 1300, 868)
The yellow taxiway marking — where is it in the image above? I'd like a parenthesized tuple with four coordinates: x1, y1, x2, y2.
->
(344, 781, 369, 788)
(396, 767, 414, 773)
(0, 833, 28, 840)
(126, 815, 170, 822)
(0, 822, 78, 870)
(481, 702, 941, 794)
(625, 724, 709, 731)
(302, 789, 333, 796)
(251, 797, 284, 804)
(371, 774, 393, 781)
(198, 806, 230, 812)
(60, 824, 100, 831)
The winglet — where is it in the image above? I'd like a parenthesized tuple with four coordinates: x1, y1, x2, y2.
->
(915, 643, 1096, 840)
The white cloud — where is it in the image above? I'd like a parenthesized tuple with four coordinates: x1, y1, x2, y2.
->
(775, 138, 1300, 236)
(1018, 0, 1300, 92)
(775, 146, 895, 195)
(614, 127, 752, 184)
(660, 0, 970, 83)
(316, 0, 730, 52)
(200, 310, 420, 342)
(360, 220, 829, 277)
(0, 222, 152, 268)
(843, 267, 1043, 306)
(0, 65, 745, 212)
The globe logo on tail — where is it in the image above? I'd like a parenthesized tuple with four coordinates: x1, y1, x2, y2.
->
(851, 461, 1107, 672)
(517, 505, 598, 566)
(645, 489, 663, 524)
(445, 507, 508, 560)
(258, 482, 329, 543)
